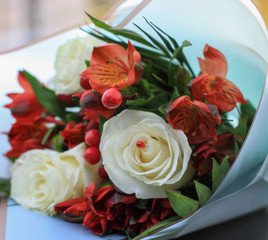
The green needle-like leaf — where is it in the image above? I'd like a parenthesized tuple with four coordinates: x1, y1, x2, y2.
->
(149, 21, 179, 49)
(133, 23, 171, 57)
(85, 12, 111, 30)
(144, 17, 174, 53)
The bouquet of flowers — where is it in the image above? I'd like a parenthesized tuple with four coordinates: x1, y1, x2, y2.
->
(0, 8, 265, 239)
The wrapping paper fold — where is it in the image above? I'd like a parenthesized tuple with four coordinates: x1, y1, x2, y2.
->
(1, 0, 268, 239)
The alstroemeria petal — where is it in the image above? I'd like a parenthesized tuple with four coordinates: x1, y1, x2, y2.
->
(198, 44, 228, 77)
(54, 197, 86, 212)
(82, 42, 143, 94)
(127, 41, 141, 67)
(90, 43, 128, 67)
(191, 74, 248, 112)
(85, 63, 128, 93)
(167, 96, 221, 144)
(18, 71, 33, 91)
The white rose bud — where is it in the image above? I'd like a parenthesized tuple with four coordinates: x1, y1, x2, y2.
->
(53, 37, 97, 95)
(100, 110, 195, 199)
(11, 143, 102, 215)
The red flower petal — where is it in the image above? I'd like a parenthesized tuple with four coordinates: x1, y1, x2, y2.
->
(84, 183, 95, 198)
(82, 42, 143, 94)
(90, 43, 128, 67)
(198, 44, 228, 77)
(54, 197, 86, 212)
(60, 122, 86, 149)
(5, 72, 46, 122)
(191, 74, 248, 112)
(167, 96, 221, 144)
(64, 201, 90, 216)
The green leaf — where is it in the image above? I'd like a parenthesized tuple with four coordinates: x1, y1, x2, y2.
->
(149, 21, 179, 49)
(85, 60, 90, 67)
(23, 71, 67, 122)
(109, 28, 155, 48)
(175, 66, 191, 93)
(194, 180, 212, 205)
(95, 180, 113, 190)
(133, 23, 171, 57)
(144, 17, 174, 53)
(132, 215, 181, 240)
(235, 118, 247, 139)
(41, 126, 56, 145)
(66, 112, 80, 123)
(182, 40, 192, 47)
(165, 191, 199, 218)
(234, 140, 240, 156)
(84, 12, 156, 49)
(212, 157, 230, 192)
(240, 100, 256, 129)
(152, 73, 169, 86)
(98, 114, 107, 134)
(85, 12, 111, 30)
(0, 178, 11, 196)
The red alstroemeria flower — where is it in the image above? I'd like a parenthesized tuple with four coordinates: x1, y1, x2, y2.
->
(5, 72, 46, 122)
(81, 41, 143, 94)
(127, 199, 175, 237)
(55, 183, 137, 236)
(167, 95, 221, 144)
(191, 44, 247, 112)
(192, 133, 237, 176)
(5, 115, 63, 158)
(60, 122, 87, 149)
(198, 44, 228, 78)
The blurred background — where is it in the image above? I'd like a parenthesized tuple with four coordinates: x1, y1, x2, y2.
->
(0, 0, 267, 53)
(0, 0, 138, 53)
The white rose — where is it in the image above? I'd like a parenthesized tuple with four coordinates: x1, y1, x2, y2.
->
(53, 37, 97, 95)
(100, 110, 195, 199)
(11, 143, 102, 215)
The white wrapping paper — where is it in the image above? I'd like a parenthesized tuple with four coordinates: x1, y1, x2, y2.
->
(1, 0, 268, 239)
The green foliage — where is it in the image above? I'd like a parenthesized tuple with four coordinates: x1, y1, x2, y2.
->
(85, 60, 90, 67)
(0, 178, 11, 196)
(41, 126, 56, 145)
(23, 70, 67, 122)
(83, 13, 195, 80)
(132, 215, 181, 240)
(212, 157, 230, 192)
(194, 180, 212, 205)
(240, 101, 256, 129)
(235, 118, 247, 140)
(98, 114, 107, 134)
(165, 191, 199, 218)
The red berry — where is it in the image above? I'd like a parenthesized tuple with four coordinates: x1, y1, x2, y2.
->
(101, 88, 122, 109)
(80, 76, 91, 90)
(85, 129, 100, 147)
(83, 147, 101, 164)
(98, 165, 109, 179)
(136, 141, 145, 148)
